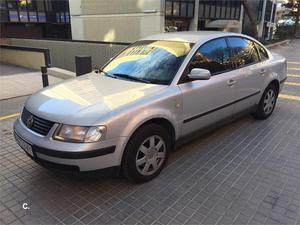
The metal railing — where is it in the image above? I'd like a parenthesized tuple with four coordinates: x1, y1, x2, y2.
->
(0, 44, 51, 87)
(0, 44, 51, 67)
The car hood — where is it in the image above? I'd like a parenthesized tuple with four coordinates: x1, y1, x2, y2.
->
(25, 72, 166, 125)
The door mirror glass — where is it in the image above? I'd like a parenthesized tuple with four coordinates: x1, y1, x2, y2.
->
(188, 68, 211, 80)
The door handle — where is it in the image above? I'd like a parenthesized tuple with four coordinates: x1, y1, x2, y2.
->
(227, 79, 237, 86)
(260, 69, 266, 74)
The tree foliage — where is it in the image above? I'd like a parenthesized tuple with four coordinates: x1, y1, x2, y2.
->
(283, 0, 300, 36)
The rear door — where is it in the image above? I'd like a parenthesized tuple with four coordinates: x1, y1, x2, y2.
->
(179, 38, 236, 136)
(227, 37, 264, 114)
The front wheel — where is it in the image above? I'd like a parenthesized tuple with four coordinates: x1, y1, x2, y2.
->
(252, 84, 278, 120)
(122, 123, 171, 183)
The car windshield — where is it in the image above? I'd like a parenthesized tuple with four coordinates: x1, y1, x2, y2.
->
(101, 40, 194, 85)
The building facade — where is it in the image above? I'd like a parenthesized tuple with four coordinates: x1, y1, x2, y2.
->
(69, 0, 277, 42)
(165, 0, 243, 33)
(165, 0, 278, 40)
(0, 0, 278, 42)
(0, 0, 71, 39)
(69, 0, 165, 43)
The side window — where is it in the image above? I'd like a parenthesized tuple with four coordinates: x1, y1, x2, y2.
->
(255, 43, 269, 61)
(228, 37, 260, 68)
(188, 38, 231, 75)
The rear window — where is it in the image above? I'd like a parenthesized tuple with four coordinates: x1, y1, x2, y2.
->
(228, 37, 260, 68)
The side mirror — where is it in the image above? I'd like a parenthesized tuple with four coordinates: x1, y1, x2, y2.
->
(188, 68, 211, 80)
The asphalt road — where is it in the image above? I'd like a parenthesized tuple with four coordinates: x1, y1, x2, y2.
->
(0, 96, 29, 118)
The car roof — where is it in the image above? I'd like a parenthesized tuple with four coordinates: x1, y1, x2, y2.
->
(141, 31, 248, 44)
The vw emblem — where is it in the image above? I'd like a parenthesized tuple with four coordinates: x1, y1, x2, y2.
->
(26, 115, 34, 128)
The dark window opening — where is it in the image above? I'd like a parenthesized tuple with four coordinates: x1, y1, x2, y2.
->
(165, 0, 194, 18)
(165, 19, 190, 32)
(198, 0, 241, 20)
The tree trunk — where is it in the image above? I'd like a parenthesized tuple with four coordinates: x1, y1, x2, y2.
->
(242, 0, 259, 38)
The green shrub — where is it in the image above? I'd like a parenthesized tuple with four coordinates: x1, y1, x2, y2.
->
(275, 25, 295, 39)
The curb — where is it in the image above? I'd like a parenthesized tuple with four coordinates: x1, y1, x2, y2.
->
(266, 39, 290, 49)
(0, 94, 31, 101)
(48, 67, 76, 80)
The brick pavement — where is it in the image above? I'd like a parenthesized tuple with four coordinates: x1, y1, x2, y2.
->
(0, 63, 61, 100)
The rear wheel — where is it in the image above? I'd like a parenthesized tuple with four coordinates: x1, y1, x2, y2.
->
(252, 84, 278, 120)
(122, 123, 171, 183)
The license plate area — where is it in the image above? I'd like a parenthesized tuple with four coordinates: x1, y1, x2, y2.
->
(14, 132, 34, 157)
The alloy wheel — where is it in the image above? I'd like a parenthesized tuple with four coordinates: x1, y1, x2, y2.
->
(135, 135, 166, 176)
(263, 89, 275, 115)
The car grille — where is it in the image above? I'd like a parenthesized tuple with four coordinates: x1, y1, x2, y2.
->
(21, 108, 55, 136)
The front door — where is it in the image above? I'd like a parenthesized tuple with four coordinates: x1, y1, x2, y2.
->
(178, 38, 236, 136)
(180, 72, 236, 136)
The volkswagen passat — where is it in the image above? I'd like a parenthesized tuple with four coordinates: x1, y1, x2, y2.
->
(14, 31, 287, 182)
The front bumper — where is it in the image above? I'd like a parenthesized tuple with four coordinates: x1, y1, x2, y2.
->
(13, 118, 127, 171)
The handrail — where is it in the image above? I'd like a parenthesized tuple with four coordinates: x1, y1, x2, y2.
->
(0, 44, 51, 67)
(6, 37, 131, 46)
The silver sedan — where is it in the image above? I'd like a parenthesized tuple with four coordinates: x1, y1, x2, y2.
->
(14, 31, 287, 182)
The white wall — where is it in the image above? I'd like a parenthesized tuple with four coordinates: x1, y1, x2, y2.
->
(69, 0, 165, 42)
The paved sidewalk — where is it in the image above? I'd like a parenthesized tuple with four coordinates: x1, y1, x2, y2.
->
(0, 63, 61, 100)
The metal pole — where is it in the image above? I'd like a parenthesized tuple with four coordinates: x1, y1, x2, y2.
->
(258, 0, 267, 40)
(41, 66, 49, 87)
(190, 0, 200, 31)
(271, 0, 278, 39)
(239, 3, 244, 34)
(267, 0, 275, 40)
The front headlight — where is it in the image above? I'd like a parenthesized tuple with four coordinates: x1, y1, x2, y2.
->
(53, 125, 106, 143)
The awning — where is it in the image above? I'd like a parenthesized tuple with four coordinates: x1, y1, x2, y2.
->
(206, 20, 241, 29)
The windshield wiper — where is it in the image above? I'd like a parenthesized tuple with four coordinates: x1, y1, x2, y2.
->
(113, 73, 150, 83)
(97, 69, 110, 77)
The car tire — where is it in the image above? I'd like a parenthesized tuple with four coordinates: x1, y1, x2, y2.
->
(122, 123, 171, 183)
(252, 84, 278, 120)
